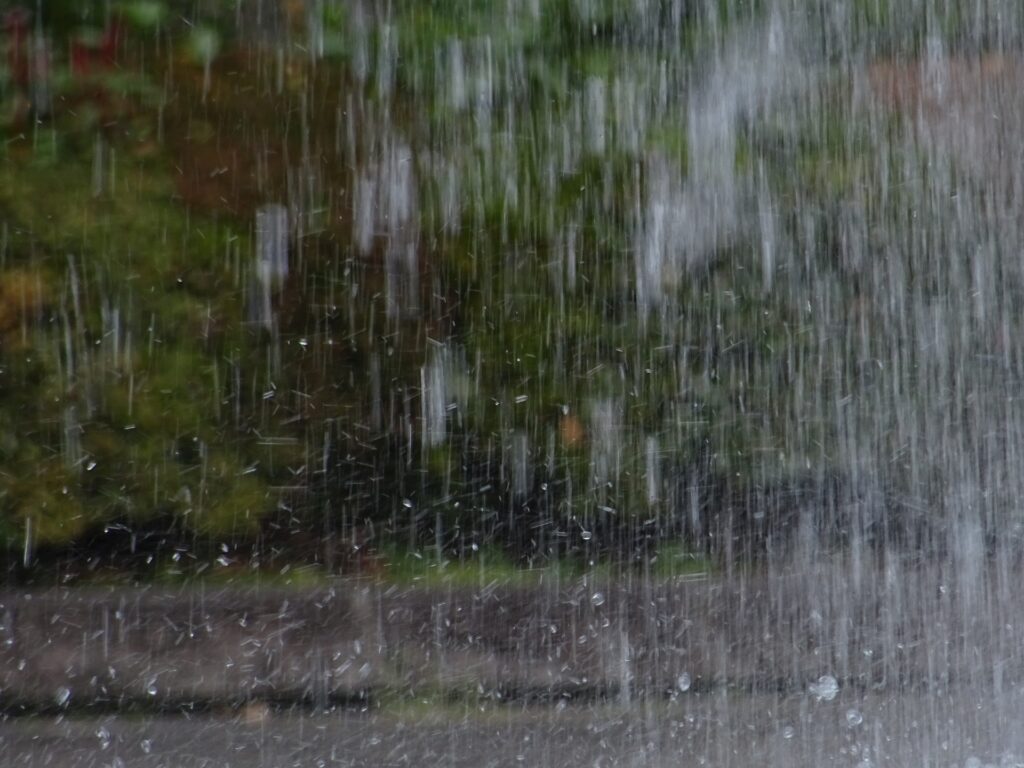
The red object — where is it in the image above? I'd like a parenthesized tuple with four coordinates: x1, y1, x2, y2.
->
(70, 20, 121, 76)
(3, 7, 31, 88)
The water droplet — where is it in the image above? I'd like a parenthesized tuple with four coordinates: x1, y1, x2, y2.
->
(782, 725, 795, 739)
(55, 687, 71, 707)
(590, 592, 605, 606)
(581, 529, 593, 541)
(96, 726, 111, 749)
(809, 674, 839, 701)
(676, 673, 691, 692)
(140, 739, 152, 755)
(846, 708, 863, 727)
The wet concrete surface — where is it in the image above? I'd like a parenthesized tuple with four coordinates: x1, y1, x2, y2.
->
(2, 688, 1022, 767)
(3, 568, 1022, 766)
(3, 562, 1019, 714)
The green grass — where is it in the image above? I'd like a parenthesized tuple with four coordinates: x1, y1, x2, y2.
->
(153, 561, 331, 589)
(377, 546, 544, 587)
(45, 544, 714, 589)
(645, 544, 713, 579)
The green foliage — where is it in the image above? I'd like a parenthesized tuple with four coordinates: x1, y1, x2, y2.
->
(119, 1, 169, 30)
(0, 0, 910, 571)
(187, 27, 222, 64)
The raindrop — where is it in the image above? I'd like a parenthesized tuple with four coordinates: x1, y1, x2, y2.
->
(846, 708, 864, 727)
(676, 673, 692, 693)
(140, 739, 152, 755)
(55, 687, 71, 707)
(590, 592, 605, 607)
(809, 675, 839, 702)
(782, 725, 796, 740)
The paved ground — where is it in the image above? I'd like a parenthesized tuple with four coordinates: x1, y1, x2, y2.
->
(3, 688, 1023, 767)
(4, 563, 1019, 714)
(4, 569, 1024, 766)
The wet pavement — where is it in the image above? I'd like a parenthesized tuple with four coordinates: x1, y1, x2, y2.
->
(4, 560, 1022, 715)
(3, 688, 1022, 767)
